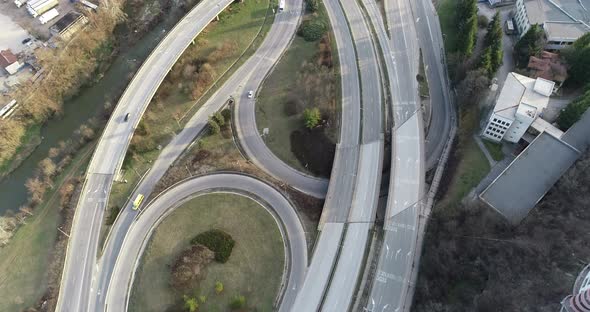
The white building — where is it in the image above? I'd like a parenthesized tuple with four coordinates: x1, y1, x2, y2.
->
(483, 72, 555, 143)
(514, 0, 590, 50)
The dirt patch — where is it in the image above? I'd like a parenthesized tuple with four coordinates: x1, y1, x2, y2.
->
(290, 127, 335, 178)
(170, 244, 215, 290)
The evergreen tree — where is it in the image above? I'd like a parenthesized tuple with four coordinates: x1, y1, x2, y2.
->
(456, 0, 478, 56)
(563, 33, 590, 85)
(483, 12, 503, 75)
(514, 24, 545, 67)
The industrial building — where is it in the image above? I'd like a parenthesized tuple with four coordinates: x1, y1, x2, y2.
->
(514, 0, 590, 50)
(26, 0, 59, 18)
(482, 72, 556, 143)
(50, 11, 88, 40)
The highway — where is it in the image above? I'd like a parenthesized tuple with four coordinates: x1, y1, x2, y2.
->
(365, 0, 454, 311)
(291, 0, 385, 309)
(56, 1, 236, 311)
(105, 174, 307, 312)
(57, 0, 308, 311)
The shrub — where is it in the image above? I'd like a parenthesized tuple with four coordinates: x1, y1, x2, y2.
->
(557, 87, 590, 130)
(298, 20, 326, 42)
(214, 111, 225, 127)
(215, 281, 224, 294)
(221, 108, 231, 122)
(303, 107, 322, 129)
(229, 294, 246, 310)
(477, 15, 489, 28)
(191, 229, 235, 263)
(208, 117, 221, 135)
(306, 0, 319, 12)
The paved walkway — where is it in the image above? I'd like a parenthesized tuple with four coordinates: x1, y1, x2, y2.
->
(473, 135, 497, 167)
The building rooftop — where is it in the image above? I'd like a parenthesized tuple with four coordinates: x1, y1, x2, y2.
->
(523, 0, 590, 40)
(0, 50, 17, 68)
(544, 21, 588, 41)
(527, 51, 568, 82)
(51, 11, 83, 33)
(493, 72, 554, 120)
(480, 131, 581, 223)
(524, 0, 590, 25)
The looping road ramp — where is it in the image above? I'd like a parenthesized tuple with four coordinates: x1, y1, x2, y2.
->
(56, 1, 241, 311)
(105, 173, 308, 312)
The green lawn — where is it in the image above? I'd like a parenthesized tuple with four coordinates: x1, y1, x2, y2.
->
(129, 193, 285, 312)
(483, 140, 505, 161)
(440, 138, 490, 211)
(255, 36, 319, 173)
(437, 0, 459, 53)
(0, 143, 92, 311)
(255, 4, 339, 175)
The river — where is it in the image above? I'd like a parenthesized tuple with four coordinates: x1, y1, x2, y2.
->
(0, 11, 183, 214)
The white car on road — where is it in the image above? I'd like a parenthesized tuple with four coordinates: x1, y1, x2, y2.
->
(247, 90, 254, 98)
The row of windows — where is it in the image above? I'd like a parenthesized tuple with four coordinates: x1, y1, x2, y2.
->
(487, 125, 506, 135)
(485, 131, 502, 139)
(492, 118, 511, 127)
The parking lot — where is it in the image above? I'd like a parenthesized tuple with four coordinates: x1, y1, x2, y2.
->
(0, 0, 76, 40)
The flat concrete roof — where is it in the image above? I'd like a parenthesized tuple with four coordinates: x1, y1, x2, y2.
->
(562, 107, 590, 151)
(524, 0, 590, 25)
(480, 131, 580, 223)
(494, 73, 551, 120)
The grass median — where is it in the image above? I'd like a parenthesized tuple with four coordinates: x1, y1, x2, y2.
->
(255, 3, 340, 178)
(129, 193, 285, 311)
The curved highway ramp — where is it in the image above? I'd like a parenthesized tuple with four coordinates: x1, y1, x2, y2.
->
(105, 174, 308, 312)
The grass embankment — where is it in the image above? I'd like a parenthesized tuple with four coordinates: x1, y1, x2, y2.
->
(0, 124, 41, 179)
(437, 108, 490, 212)
(434, 0, 490, 211)
(107, 0, 273, 225)
(0, 143, 92, 311)
(437, 0, 459, 52)
(256, 4, 339, 177)
(129, 193, 285, 311)
(483, 140, 504, 161)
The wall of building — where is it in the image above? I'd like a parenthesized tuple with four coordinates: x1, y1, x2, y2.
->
(514, 0, 530, 36)
(483, 113, 514, 142)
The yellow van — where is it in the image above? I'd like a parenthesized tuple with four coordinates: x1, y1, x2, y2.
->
(132, 194, 144, 210)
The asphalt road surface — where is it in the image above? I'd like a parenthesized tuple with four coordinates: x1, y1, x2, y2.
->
(105, 174, 308, 312)
(413, 0, 453, 169)
(365, 0, 427, 311)
(292, 0, 385, 309)
(90, 0, 308, 311)
(56, 1, 236, 311)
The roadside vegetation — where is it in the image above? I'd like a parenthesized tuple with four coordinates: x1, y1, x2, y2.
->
(434, 0, 504, 210)
(557, 33, 590, 129)
(106, 0, 274, 230)
(482, 140, 504, 162)
(415, 151, 590, 311)
(129, 193, 285, 312)
(256, 0, 339, 177)
(0, 143, 92, 311)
